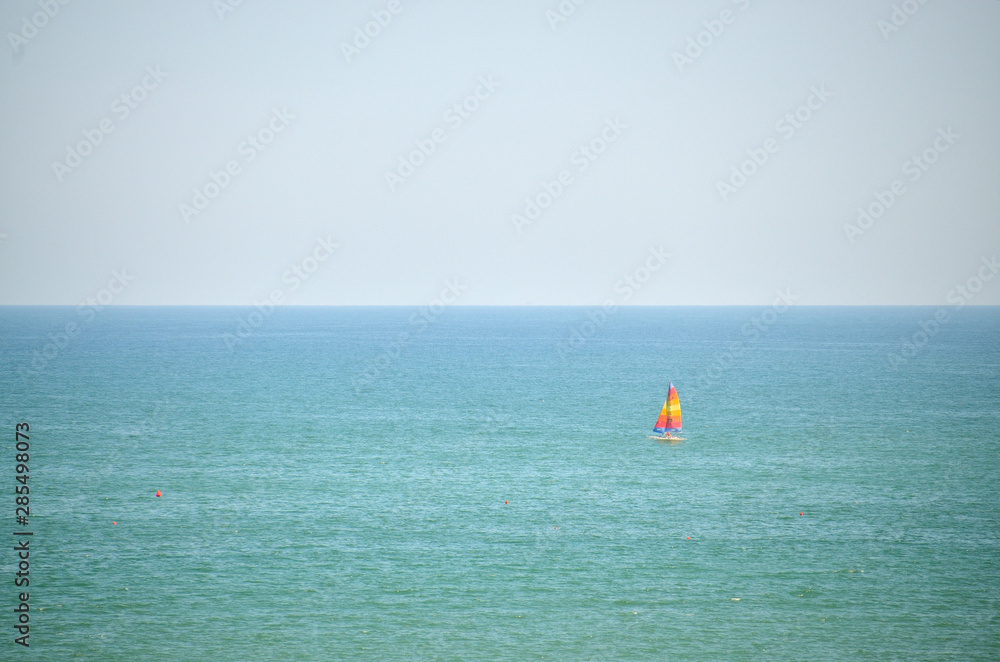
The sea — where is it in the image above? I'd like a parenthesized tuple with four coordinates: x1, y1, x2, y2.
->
(1, 305, 998, 660)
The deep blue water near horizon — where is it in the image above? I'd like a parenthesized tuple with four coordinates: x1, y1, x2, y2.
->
(1, 306, 998, 660)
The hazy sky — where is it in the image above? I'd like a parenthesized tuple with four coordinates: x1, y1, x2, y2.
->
(1, 0, 998, 305)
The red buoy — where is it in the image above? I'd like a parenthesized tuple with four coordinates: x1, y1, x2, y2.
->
(800, 512, 803, 516)
(112, 521, 117, 525)
(155, 490, 162, 497)
(505, 501, 508, 504)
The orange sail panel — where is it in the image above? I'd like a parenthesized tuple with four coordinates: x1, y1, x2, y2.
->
(652, 382, 682, 433)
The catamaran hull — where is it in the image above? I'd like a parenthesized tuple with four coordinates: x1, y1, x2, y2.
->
(648, 435, 685, 441)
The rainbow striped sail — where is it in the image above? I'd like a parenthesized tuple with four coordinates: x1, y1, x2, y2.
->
(652, 382, 682, 435)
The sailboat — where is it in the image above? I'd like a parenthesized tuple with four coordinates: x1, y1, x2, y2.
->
(648, 381, 684, 441)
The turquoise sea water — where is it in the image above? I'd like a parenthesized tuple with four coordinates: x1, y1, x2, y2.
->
(2, 306, 999, 660)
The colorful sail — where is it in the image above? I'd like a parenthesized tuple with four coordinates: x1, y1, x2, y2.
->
(652, 381, 682, 433)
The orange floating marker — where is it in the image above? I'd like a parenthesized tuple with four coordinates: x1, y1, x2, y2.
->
(505, 501, 508, 504)
(155, 490, 162, 497)
(800, 512, 803, 516)
(687, 536, 690, 539)
(112, 521, 117, 525)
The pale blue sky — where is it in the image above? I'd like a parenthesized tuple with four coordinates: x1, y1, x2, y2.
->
(1, 0, 998, 305)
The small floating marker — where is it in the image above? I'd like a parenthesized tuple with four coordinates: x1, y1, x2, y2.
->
(505, 501, 508, 504)
(155, 490, 162, 498)
(800, 512, 803, 516)
(687, 536, 690, 540)
(112, 522, 116, 525)
(554, 526, 557, 529)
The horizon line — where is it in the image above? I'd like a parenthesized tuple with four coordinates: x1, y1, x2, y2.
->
(2, 304, 999, 308)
